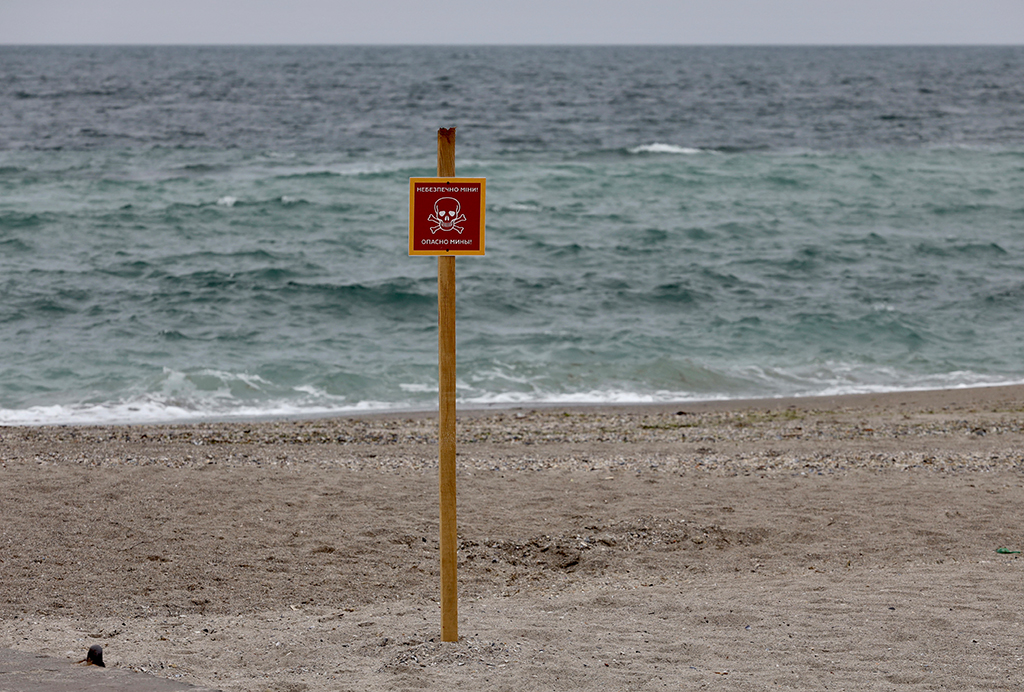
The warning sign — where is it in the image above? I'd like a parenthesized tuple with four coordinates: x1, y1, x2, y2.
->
(409, 178, 486, 256)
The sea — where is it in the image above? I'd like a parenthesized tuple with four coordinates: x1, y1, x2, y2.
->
(1, 45, 1023, 425)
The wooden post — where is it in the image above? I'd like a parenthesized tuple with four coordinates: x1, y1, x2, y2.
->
(436, 127, 458, 642)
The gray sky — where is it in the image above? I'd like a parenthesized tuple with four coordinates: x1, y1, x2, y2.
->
(2, 0, 1022, 45)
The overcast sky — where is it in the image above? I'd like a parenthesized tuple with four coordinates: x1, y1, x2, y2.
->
(2, 0, 1022, 45)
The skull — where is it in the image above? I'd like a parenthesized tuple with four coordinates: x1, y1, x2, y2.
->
(433, 198, 460, 230)
(428, 197, 467, 234)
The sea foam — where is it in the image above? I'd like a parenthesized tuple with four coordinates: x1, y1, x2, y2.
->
(628, 143, 705, 155)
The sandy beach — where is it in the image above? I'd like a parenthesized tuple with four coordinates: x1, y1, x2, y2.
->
(1, 386, 1023, 690)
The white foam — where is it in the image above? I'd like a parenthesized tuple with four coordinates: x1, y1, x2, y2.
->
(0, 396, 401, 426)
(726, 362, 1024, 399)
(277, 161, 407, 178)
(459, 388, 722, 407)
(399, 383, 436, 393)
(497, 202, 542, 212)
(216, 195, 237, 207)
(628, 143, 705, 155)
(4, 364, 1024, 426)
(292, 384, 335, 397)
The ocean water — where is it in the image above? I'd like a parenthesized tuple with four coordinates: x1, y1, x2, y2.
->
(1, 45, 1023, 424)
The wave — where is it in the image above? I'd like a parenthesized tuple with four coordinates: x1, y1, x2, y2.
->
(4, 380, 1018, 427)
(0, 367, 401, 426)
(0, 397, 404, 426)
(0, 212, 51, 230)
(627, 143, 706, 155)
(2, 364, 1022, 426)
(271, 161, 419, 179)
(159, 195, 316, 211)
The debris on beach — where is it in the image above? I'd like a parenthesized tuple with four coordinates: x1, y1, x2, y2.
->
(78, 644, 105, 667)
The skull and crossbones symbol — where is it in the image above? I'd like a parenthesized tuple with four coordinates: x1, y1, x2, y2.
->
(427, 197, 467, 234)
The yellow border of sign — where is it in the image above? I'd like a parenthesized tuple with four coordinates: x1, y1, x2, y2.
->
(409, 177, 486, 256)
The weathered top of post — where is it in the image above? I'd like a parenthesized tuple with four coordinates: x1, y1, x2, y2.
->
(437, 127, 456, 178)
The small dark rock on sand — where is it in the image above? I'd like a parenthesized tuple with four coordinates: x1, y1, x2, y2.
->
(79, 644, 105, 667)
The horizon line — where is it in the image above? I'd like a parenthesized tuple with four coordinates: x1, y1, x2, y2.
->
(1, 41, 1023, 48)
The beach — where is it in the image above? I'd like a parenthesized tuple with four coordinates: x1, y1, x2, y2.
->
(1, 385, 1022, 690)
(3, 44, 1024, 691)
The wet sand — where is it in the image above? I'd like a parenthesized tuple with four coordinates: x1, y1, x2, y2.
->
(1, 386, 1023, 690)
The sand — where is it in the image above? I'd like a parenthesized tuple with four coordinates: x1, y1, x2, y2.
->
(1, 386, 1023, 690)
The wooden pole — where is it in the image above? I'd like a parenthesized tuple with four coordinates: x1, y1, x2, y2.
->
(436, 126, 458, 642)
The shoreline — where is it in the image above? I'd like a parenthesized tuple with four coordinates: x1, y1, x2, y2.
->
(459, 381, 1024, 417)
(8, 382, 1024, 429)
(3, 383, 1024, 476)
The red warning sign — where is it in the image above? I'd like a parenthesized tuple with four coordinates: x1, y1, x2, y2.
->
(409, 178, 486, 256)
